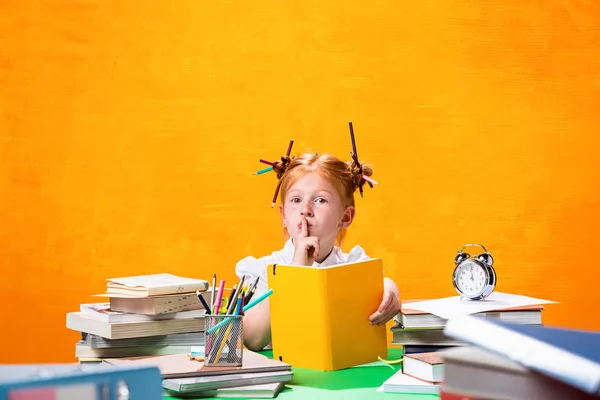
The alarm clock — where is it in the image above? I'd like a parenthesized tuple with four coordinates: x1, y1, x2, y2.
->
(452, 244, 496, 300)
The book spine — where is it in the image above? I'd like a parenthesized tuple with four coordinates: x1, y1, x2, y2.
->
(403, 345, 456, 354)
(444, 315, 600, 395)
(440, 386, 490, 400)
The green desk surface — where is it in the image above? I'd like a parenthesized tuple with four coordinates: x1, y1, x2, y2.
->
(163, 348, 439, 400)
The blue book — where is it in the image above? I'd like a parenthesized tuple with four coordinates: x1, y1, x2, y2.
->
(444, 314, 600, 395)
(0, 363, 162, 399)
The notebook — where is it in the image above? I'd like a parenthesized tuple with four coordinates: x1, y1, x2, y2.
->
(163, 382, 287, 399)
(162, 370, 292, 394)
(267, 258, 388, 371)
(103, 350, 292, 379)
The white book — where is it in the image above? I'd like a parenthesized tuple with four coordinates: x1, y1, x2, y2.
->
(108, 292, 210, 315)
(379, 370, 439, 395)
(82, 332, 204, 349)
(163, 382, 287, 399)
(75, 341, 193, 359)
(66, 312, 204, 340)
(80, 303, 205, 323)
(163, 371, 293, 393)
(105, 273, 209, 297)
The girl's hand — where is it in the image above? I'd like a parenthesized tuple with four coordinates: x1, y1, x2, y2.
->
(369, 290, 401, 325)
(291, 216, 320, 266)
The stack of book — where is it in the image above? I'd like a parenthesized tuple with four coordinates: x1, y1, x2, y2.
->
(66, 273, 211, 363)
(392, 300, 545, 355)
(440, 315, 600, 400)
(104, 349, 293, 398)
(381, 292, 557, 395)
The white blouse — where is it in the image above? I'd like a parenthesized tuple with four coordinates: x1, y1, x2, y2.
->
(235, 238, 371, 296)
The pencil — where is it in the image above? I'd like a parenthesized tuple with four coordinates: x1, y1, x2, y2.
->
(259, 159, 276, 166)
(212, 320, 234, 363)
(362, 175, 378, 185)
(244, 276, 260, 304)
(286, 139, 294, 157)
(227, 284, 238, 309)
(244, 285, 257, 305)
(196, 290, 211, 314)
(348, 122, 358, 163)
(210, 274, 216, 312)
(226, 275, 246, 315)
(207, 289, 274, 334)
(254, 166, 273, 175)
(271, 180, 282, 208)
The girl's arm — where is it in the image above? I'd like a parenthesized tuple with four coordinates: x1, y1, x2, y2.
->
(384, 276, 400, 299)
(369, 277, 401, 325)
(242, 298, 272, 351)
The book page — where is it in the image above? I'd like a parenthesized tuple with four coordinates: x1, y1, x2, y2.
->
(404, 292, 557, 320)
(107, 273, 207, 289)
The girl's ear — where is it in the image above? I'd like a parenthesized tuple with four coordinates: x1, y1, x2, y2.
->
(279, 204, 286, 226)
(339, 206, 356, 229)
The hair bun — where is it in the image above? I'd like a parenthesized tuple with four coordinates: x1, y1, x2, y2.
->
(272, 155, 293, 179)
(345, 159, 374, 194)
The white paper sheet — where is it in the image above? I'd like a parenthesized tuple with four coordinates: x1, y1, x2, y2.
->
(403, 292, 558, 320)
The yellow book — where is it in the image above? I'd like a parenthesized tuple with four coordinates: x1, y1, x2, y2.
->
(267, 258, 388, 371)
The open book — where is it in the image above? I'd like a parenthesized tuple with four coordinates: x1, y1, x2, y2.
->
(103, 273, 209, 297)
(267, 258, 388, 371)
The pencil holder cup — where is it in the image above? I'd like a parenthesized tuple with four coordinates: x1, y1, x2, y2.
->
(204, 314, 244, 367)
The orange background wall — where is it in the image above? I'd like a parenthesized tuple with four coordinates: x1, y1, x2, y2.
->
(1, 1, 599, 363)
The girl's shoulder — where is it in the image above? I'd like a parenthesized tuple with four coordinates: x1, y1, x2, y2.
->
(335, 244, 370, 264)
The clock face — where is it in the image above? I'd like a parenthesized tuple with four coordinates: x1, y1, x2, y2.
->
(455, 260, 488, 297)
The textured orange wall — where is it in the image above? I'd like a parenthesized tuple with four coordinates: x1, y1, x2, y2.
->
(1, 1, 599, 363)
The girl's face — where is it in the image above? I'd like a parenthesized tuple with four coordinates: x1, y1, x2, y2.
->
(279, 172, 355, 246)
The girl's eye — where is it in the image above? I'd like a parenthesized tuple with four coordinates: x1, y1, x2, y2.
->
(291, 198, 302, 204)
(315, 198, 328, 204)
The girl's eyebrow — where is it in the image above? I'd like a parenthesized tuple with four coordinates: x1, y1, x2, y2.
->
(287, 188, 334, 196)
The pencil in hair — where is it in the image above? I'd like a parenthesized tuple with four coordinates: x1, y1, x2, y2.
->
(259, 159, 276, 166)
(254, 166, 273, 175)
(363, 175, 378, 185)
(286, 139, 294, 157)
(348, 122, 359, 163)
(271, 180, 282, 208)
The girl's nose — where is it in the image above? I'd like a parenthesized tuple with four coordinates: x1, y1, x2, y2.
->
(301, 203, 314, 217)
